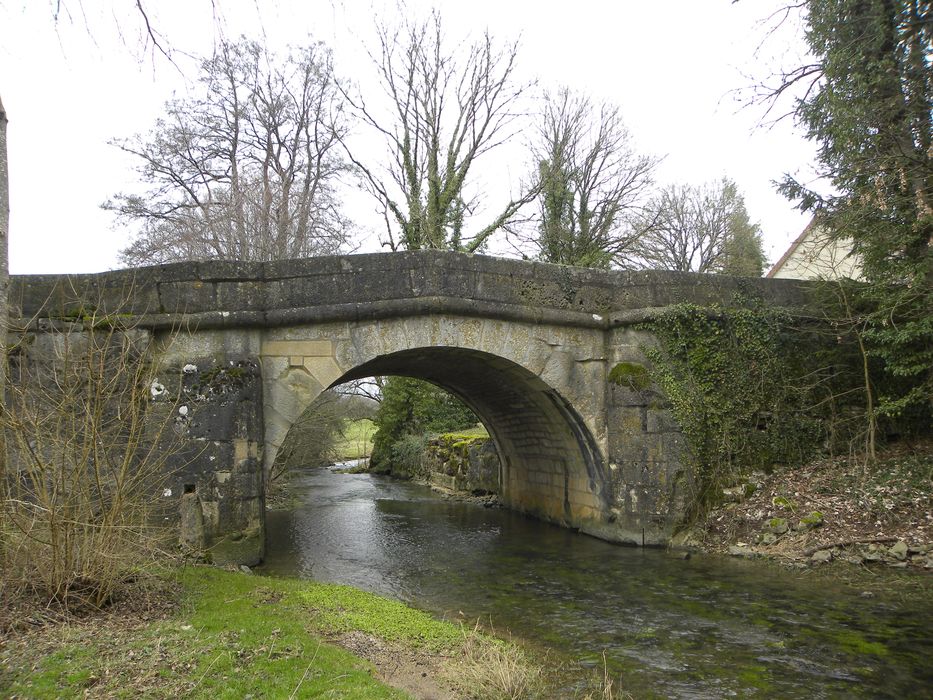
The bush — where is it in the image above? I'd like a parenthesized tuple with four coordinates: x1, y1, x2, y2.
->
(385, 434, 429, 480)
(369, 377, 477, 474)
(1, 309, 181, 611)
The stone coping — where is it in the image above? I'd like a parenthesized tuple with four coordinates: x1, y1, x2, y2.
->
(11, 250, 818, 331)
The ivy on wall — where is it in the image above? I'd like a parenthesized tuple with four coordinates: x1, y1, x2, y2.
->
(640, 303, 823, 518)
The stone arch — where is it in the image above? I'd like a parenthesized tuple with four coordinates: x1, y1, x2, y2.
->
(260, 315, 611, 531)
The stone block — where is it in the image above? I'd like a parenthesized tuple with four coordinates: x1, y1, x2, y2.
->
(646, 408, 678, 434)
(261, 339, 333, 357)
(158, 280, 216, 314)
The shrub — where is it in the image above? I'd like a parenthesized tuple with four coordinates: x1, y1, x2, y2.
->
(1, 307, 182, 611)
(369, 376, 477, 473)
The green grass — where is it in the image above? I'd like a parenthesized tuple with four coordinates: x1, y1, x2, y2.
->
(334, 418, 377, 461)
(4, 567, 444, 699)
(3, 566, 623, 699)
(298, 583, 464, 651)
(437, 423, 489, 440)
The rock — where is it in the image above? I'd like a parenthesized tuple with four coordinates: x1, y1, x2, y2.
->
(889, 562, 908, 569)
(239, 564, 253, 574)
(888, 541, 909, 561)
(729, 545, 759, 559)
(765, 517, 789, 535)
(862, 551, 884, 564)
(759, 533, 778, 546)
(924, 556, 933, 570)
(810, 549, 833, 564)
(771, 496, 796, 510)
(797, 511, 824, 531)
(722, 485, 747, 503)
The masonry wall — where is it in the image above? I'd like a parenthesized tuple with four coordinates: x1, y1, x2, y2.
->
(152, 330, 266, 566)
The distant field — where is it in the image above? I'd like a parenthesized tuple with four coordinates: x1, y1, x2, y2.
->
(334, 418, 377, 460)
(445, 423, 489, 438)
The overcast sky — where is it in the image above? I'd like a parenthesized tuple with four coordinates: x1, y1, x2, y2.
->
(0, 0, 816, 274)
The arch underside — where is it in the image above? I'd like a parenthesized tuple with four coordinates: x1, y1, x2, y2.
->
(335, 347, 609, 529)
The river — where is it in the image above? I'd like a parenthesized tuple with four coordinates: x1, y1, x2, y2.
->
(258, 464, 933, 699)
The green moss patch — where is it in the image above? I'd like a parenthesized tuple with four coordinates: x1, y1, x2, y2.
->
(298, 582, 463, 651)
(608, 362, 652, 391)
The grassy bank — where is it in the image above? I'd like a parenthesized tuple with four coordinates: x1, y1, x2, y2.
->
(0, 566, 553, 699)
(334, 418, 378, 461)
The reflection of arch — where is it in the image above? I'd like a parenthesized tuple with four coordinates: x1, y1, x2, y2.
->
(270, 345, 609, 530)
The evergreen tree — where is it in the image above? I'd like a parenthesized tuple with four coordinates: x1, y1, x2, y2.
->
(721, 199, 766, 277)
(778, 0, 932, 415)
(369, 377, 478, 474)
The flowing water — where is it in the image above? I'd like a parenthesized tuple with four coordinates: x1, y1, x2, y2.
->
(259, 464, 933, 699)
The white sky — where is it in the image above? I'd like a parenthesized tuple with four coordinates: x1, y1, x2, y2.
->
(0, 0, 816, 274)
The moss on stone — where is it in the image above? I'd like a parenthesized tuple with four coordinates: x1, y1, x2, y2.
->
(799, 511, 824, 529)
(608, 362, 652, 391)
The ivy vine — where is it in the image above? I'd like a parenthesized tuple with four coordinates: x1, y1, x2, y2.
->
(641, 303, 823, 519)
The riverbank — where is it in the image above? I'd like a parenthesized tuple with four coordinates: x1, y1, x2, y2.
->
(687, 441, 933, 571)
(0, 566, 570, 699)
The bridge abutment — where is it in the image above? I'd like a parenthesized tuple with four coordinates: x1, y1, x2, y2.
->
(153, 331, 266, 566)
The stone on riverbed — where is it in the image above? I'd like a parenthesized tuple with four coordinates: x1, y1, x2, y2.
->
(728, 545, 759, 559)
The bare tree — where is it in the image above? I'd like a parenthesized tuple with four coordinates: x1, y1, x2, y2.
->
(530, 88, 658, 268)
(343, 10, 535, 252)
(107, 37, 353, 265)
(632, 179, 756, 273)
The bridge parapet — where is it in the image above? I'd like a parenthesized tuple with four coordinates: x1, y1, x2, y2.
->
(11, 251, 814, 330)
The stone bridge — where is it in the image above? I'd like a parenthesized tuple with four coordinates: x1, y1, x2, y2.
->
(10, 251, 809, 565)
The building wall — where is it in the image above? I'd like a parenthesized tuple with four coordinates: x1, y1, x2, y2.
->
(769, 222, 862, 281)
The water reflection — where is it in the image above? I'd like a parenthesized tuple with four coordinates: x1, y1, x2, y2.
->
(260, 465, 933, 699)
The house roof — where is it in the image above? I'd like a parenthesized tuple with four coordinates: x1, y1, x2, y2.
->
(766, 216, 817, 278)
